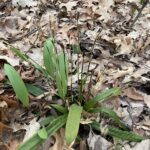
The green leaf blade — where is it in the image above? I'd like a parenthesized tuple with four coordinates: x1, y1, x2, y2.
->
(43, 38, 57, 78)
(65, 104, 82, 145)
(55, 71, 63, 98)
(11, 47, 28, 61)
(71, 44, 81, 54)
(57, 53, 68, 99)
(38, 127, 48, 139)
(11, 47, 48, 76)
(84, 88, 121, 111)
(25, 83, 45, 96)
(93, 88, 121, 102)
(19, 114, 67, 150)
(91, 121, 144, 142)
(51, 104, 68, 113)
(89, 107, 128, 130)
(4, 64, 29, 107)
(108, 126, 144, 142)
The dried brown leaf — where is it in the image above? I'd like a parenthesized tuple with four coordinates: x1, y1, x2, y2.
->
(124, 87, 144, 101)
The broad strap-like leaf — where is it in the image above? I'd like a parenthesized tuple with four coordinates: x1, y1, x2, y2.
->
(55, 70, 64, 98)
(89, 107, 128, 130)
(18, 114, 67, 150)
(11, 47, 48, 77)
(11, 47, 28, 61)
(39, 116, 55, 127)
(56, 52, 68, 99)
(43, 38, 57, 78)
(91, 121, 144, 142)
(44, 38, 68, 99)
(71, 44, 81, 54)
(4, 64, 29, 107)
(107, 126, 144, 142)
(51, 104, 68, 113)
(84, 88, 121, 111)
(25, 83, 46, 96)
(38, 127, 48, 139)
(65, 104, 83, 145)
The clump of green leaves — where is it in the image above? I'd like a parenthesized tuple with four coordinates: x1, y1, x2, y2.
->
(5, 38, 144, 150)
(44, 38, 68, 99)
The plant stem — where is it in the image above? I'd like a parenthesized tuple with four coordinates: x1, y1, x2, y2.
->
(85, 31, 101, 88)
(78, 53, 85, 102)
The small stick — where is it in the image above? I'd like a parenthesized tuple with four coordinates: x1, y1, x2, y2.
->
(87, 64, 98, 100)
(70, 41, 73, 101)
(130, 0, 149, 28)
(8, 23, 48, 42)
(85, 31, 101, 82)
(78, 53, 85, 102)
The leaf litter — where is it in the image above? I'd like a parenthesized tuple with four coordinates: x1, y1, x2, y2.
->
(0, 0, 150, 149)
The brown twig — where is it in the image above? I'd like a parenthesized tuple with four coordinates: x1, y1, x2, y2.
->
(85, 30, 101, 82)
(7, 23, 48, 43)
(130, 0, 149, 28)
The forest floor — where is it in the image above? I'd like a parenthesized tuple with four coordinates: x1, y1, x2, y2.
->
(0, 0, 150, 150)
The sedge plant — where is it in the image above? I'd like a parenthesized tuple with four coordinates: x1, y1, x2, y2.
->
(4, 38, 144, 150)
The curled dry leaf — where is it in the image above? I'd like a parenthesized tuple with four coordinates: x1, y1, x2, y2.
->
(0, 56, 19, 66)
(124, 87, 144, 101)
(124, 139, 150, 150)
(8, 139, 20, 150)
(0, 122, 13, 144)
(124, 87, 150, 108)
(59, 1, 77, 12)
(49, 129, 65, 150)
(22, 118, 40, 142)
(143, 94, 150, 108)
(21, 67, 36, 81)
(87, 131, 112, 150)
(114, 36, 133, 54)
(0, 95, 19, 108)
(0, 101, 7, 108)
(12, 0, 38, 7)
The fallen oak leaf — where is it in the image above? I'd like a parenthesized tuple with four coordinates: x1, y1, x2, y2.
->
(49, 128, 65, 150)
(8, 139, 20, 150)
(0, 101, 7, 108)
(0, 56, 19, 67)
(124, 87, 150, 108)
(8, 129, 26, 150)
(0, 95, 19, 108)
(124, 87, 144, 101)
(0, 108, 9, 123)
(0, 122, 13, 144)
(142, 94, 150, 108)
(0, 144, 9, 150)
